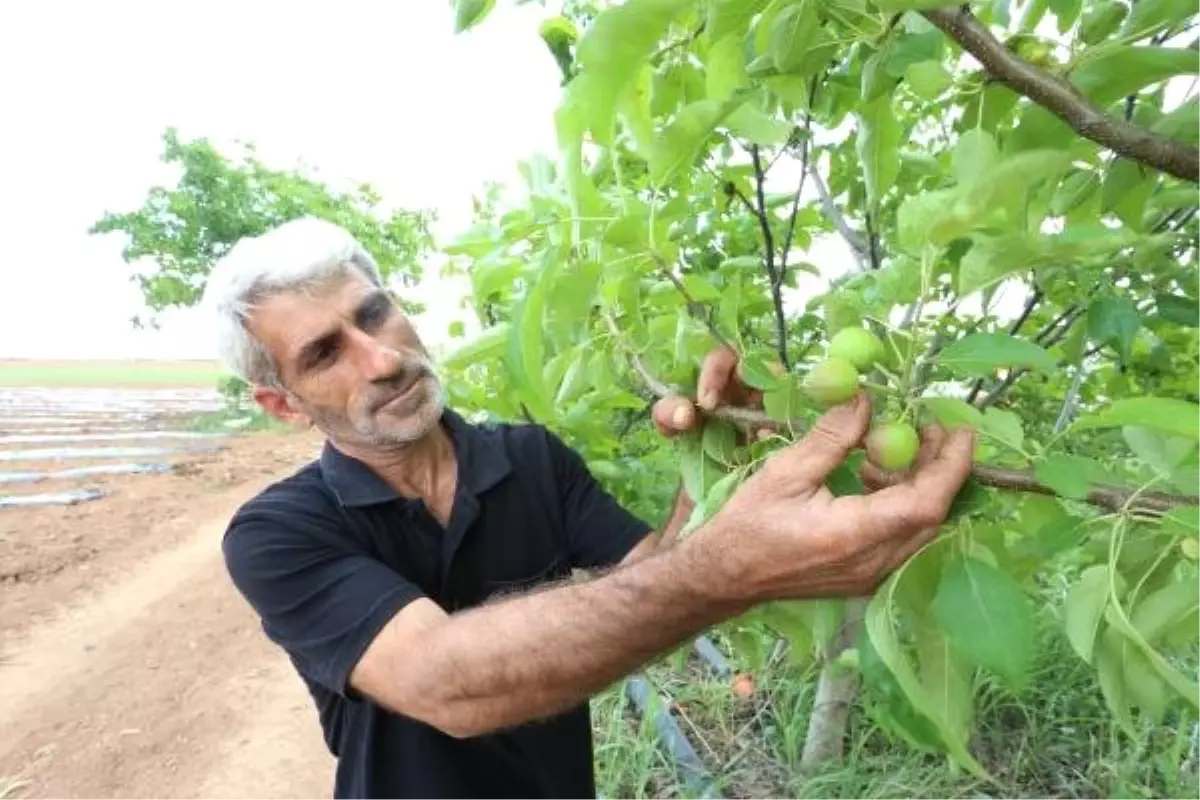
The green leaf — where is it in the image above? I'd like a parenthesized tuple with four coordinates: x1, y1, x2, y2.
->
(572, 0, 695, 146)
(1094, 628, 1138, 735)
(1080, 0, 1129, 44)
(919, 396, 984, 429)
(1122, 0, 1197, 41)
(708, 0, 771, 41)
(1132, 579, 1200, 645)
(681, 273, 721, 302)
(438, 323, 510, 371)
(896, 188, 970, 253)
(1050, 170, 1101, 215)
(1087, 294, 1141, 364)
(916, 620, 974, 747)
(953, 129, 1000, 187)
(769, 0, 821, 74)
(935, 332, 1057, 376)
(1122, 426, 1198, 476)
(979, 408, 1025, 453)
(1074, 397, 1200, 441)
(739, 351, 785, 391)
(905, 60, 953, 99)
(1071, 45, 1199, 107)
(679, 431, 728, 503)
(932, 555, 1037, 690)
(874, 0, 960, 8)
(702, 420, 739, 465)
(763, 377, 806, 422)
(1151, 97, 1200, 145)
(865, 584, 988, 776)
(705, 33, 747, 102)
(452, 0, 495, 32)
(957, 234, 1038, 296)
(855, 94, 903, 212)
(1102, 159, 1155, 230)
(1064, 565, 1112, 663)
(1034, 453, 1103, 499)
(1161, 506, 1200, 537)
(650, 97, 744, 185)
(1154, 292, 1199, 327)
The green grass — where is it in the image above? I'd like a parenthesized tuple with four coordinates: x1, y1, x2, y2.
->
(593, 618, 1199, 799)
(0, 359, 227, 388)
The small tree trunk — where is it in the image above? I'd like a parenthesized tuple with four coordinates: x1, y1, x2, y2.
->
(799, 597, 868, 770)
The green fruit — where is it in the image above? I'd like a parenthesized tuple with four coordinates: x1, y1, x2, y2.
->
(866, 422, 921, 472)
(803, 358, 860, 407)
(827, 327, 885, 371)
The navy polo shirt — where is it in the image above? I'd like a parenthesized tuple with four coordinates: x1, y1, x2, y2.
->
(221, 408, 653, 798)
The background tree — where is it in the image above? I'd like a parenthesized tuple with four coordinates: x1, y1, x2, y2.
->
(90, 127, 436, 328)
(441, 0, 1200, 787)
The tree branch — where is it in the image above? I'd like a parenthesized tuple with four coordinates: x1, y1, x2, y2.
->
(629, 360, 1196, 515)
(778, 119, 813, 282)
(656, 256, 735, 351)
(808, 162, 869, 270)
(923, 7, 1200, 183)
(750, 144, 791, 370)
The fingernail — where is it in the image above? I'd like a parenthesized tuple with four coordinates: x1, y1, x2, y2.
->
(672, 405, 692, 429)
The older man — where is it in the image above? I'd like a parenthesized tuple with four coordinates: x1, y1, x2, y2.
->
(202, 216, 974, 799)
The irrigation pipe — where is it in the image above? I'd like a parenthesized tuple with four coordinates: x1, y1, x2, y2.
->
(624, 673, 723, 799)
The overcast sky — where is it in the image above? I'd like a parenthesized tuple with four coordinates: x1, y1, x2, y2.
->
(0, 0, 565, 359)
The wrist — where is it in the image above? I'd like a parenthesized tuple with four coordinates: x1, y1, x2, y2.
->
(669, 523, 757, 613)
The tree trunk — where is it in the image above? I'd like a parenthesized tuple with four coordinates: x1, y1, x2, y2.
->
(799, 597, 868, 770)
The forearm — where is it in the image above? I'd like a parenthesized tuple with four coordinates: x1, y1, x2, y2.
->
(399, 536, 743, 737)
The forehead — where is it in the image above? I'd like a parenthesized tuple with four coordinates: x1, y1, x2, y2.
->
(244, 272, 377, 354)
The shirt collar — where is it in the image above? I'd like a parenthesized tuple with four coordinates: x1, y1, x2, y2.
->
(319, 407, 512, 509)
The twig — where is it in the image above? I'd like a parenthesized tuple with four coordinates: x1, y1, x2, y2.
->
(657, 257, 735, 350)
(1054, 365, 1087, 434)
(808, 162, 869, 269)
(977, 312, 1090, 409)
(864, 211, 881, 271)
(627, 358, 1198, 515)
(751, 144, 791, 370)
(923, 7, 1200, 183)
(778, 118, 813, 282)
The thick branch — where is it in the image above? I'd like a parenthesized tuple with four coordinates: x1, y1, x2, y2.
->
(628, 358, 1197, 515)
(923, 8, 1200, 183)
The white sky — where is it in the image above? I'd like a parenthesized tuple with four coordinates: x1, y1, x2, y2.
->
(0, 0, 564, 360)
(0, 0, 1034, 363)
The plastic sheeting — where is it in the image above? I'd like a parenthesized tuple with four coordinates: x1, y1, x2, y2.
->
(0, 444, 222, 462)
(0, 431, 226, 445)
(0, 487, 107, 508)
(0, 463, 174, 485)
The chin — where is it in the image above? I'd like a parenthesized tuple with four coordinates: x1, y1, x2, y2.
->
(367, 381, 445, 445)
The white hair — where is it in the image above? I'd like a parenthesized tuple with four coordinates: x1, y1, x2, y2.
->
(201, 216, 385, 386)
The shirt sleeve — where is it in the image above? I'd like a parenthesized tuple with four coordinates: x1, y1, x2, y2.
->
(221, 497, 425, 698)
(544, 428, 654, 570)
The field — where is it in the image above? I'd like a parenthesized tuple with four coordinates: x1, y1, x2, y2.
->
(0, 359, 228, 388)
(0, 366, 335, 797)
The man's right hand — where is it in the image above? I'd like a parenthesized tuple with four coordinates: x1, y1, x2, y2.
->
(687, 391, 975, 602)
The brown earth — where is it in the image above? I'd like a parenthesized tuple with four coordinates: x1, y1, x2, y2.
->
(0, 427, 337, 799)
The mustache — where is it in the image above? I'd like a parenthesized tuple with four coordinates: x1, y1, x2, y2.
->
(365, 358, 436, 412)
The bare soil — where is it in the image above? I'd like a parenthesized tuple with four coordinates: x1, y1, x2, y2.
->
(0, 427, 336, 798)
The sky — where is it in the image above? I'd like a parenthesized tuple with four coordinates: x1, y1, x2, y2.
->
(0, 0, 1028, 363)
(0, 0, 565, 360)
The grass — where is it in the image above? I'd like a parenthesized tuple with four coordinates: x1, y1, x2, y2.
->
(0, 359, 227, 388)
(592, 617, 1199, 799)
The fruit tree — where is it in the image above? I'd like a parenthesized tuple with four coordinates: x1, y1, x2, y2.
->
(440, 0, 1200, 776)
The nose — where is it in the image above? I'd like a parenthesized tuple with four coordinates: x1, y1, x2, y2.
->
(347, 327, 403, 382)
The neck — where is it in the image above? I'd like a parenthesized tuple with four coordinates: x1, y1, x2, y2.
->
(331, 422, 456, 501)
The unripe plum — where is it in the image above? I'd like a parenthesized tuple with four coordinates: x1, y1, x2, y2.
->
(827, 327, 885, 371)
(803, 357, 860, 407)
(866, 421, 921, 472)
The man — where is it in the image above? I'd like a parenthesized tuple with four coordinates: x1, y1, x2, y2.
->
(203, 216, 974, 799)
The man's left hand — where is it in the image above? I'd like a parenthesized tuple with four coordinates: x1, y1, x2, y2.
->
(650, 345, 763, 438)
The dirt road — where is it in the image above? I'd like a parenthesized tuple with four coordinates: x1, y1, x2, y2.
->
(1, 429, 336, 798)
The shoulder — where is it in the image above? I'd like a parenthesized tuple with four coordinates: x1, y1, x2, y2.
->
(463, 415, 579, 473)
(221, 460, 348, 570)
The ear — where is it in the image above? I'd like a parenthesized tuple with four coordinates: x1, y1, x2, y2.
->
(253, 385, 310, 427)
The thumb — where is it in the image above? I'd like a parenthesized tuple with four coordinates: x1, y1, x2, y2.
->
(781, 392, 871, 492)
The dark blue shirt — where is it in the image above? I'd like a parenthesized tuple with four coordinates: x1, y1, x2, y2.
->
(221, 408, 652, 798)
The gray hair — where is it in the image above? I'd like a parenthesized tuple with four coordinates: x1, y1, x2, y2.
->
(201, 216, 384, 386)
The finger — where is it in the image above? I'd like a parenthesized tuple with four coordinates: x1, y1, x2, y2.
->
(859, 461, 901, 493)
(909, 426, 976, 508)
(652, 395, 697, 437)
(775, 392, 871, 491)
(697, 345, 740, 411)
(884, 522, 941, 572)
(912, 424, 949, 471)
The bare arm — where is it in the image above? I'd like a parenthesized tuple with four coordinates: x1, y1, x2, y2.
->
(349, 532, 742, 738)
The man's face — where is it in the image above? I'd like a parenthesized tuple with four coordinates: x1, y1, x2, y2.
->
(246, 271, 445, 449)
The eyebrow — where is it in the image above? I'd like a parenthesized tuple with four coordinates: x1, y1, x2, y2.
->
(294, 326, 340, 374)
(354, 290, 392, 327)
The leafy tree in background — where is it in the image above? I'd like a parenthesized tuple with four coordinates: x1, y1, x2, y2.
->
(443, 0, 1200, 779)
(89, 127, 436, 328)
